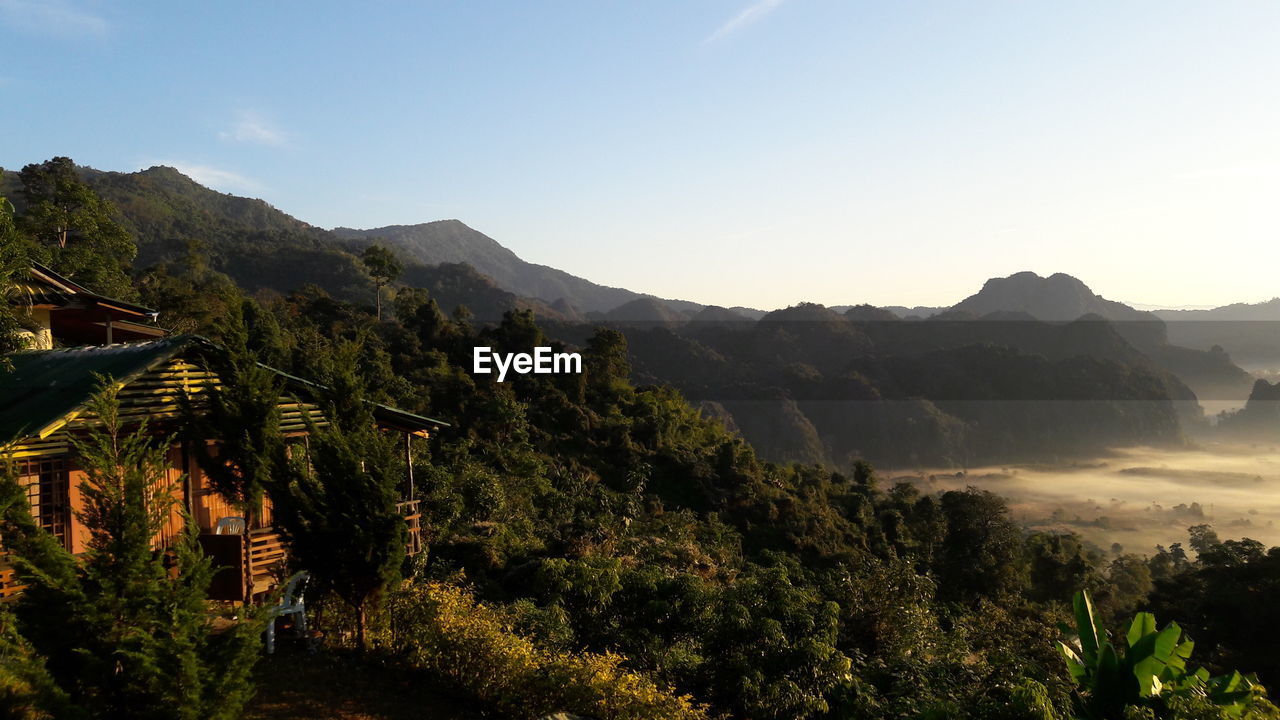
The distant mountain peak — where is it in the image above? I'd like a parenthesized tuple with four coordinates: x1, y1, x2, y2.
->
(956, 271, 1148, 323)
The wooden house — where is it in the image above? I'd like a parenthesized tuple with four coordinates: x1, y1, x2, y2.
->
(10, 262, 167, 348)
(0, 334, 445, 601)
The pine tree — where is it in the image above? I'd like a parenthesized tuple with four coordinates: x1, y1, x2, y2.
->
(183, 303, 289, 527)
(0, 192, 37, 359)
(0, 601, 77, 720)
(360, 245, 402, 322)
(268, 341, 406, 650)
(0, 381, 263, 720)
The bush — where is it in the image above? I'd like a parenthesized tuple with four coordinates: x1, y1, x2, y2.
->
(383, 581, 710, 720)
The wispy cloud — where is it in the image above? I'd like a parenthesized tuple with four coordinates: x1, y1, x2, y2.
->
(0, 0, 108, 37)
(150, 161, 264, 194)
(218, 111, 287, 147)
(705, 0, 789, 43)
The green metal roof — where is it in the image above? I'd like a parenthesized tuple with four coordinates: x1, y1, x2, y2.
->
(0, 335, 448, 446)
(0, 337, 188, 444)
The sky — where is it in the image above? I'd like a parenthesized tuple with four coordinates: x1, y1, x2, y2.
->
(2, 1, 1278, 311)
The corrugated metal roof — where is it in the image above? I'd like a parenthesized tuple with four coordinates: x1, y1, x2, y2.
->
(0, 335, 448, 445)
(0, 337, 187, 443)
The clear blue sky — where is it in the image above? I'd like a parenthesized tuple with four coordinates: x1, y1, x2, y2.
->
(3, 1, 1278, 310)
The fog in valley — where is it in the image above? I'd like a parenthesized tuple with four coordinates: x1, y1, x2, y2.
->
(898, 443, 1280, 555)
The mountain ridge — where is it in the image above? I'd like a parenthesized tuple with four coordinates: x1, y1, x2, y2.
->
(333, 221, 705, 315)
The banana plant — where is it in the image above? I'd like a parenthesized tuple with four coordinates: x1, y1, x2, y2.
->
(1058, 590, 1264, 719)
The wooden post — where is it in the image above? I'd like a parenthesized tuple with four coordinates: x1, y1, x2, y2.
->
(404, 432, 414, 499)
(179, 441, 194, 514)
(242, 531, 252, 606)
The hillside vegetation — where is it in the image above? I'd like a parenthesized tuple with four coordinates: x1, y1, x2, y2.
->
(3, 157, 1278, 719)
(13, 163, 1251, 469)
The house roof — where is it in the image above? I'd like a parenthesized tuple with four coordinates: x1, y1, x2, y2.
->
(0, 338, 187, 443)
(15, 262, 160, 320)
(0, 335, 448, 445)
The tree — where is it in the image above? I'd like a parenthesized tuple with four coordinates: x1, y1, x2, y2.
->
(934, 488, 1027, 603)
(267, 341, 406, 650)
(0, 190, 39, 358)
(15, 157, 137, 299)
(584, 328, 631, 398)
(1025, 532, 1103, 603)
(360, 244, 402, 321)
(0, 602, 77, 720)
(183, 304, 288, 526)
(0, 381, 263, 720)
(701, 560, 851, 720)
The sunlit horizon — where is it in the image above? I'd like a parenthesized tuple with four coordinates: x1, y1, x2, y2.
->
(3, 1, 1278, 310)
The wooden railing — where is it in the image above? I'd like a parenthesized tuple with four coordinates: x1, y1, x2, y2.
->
(7, 507, 417, 604)
(247, 527, 288, 598)
(398, 499, 423, 557)
(0, 557, 20, 601)
(199, 526, 288, 602)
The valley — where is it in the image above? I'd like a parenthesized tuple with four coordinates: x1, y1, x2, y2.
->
(898, 443, 1280, 554)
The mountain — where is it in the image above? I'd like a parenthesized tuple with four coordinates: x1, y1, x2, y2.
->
(690, 305, 753, 324)
(7, 161, 1226, 468)
(333, 222, 703, 315)
(44, 166, 567, 320)
(953, 271, 1155, 323)
(601, 297, 689, 325)
(881, 305, 947, 319)
(3, 164, 700, 320)
(947, 271, 1253, 400)
(1155, 298, 1280, 322)
(1218, 379, 1280, 437)
(1154, 299, 1280, 370)
(619, 300, 1193, 468)
(59, 166, 376, 302)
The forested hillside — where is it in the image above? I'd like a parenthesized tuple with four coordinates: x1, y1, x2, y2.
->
(334, 221, 704, 315)
(3, 156, 1280, 719)
(1, 162, 1253, 470)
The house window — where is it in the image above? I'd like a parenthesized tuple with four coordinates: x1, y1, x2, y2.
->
(21, 458, 70, 549)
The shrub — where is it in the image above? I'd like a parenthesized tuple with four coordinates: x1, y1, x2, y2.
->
(383, 581, 711, 720)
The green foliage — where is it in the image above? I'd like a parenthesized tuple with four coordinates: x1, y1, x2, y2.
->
(267, 342, 406, 650)
(1026, 532, 1105, 604)
(183, 303, 289, 524)
(15, 158, 136, 298)
(1059, 590, 1276, 719)
(935, 488, 1028, 603)
(0, 382, 263, 720)
(0, 601, 77, 720)
(360, 244, 403, 321)
(135, 241, 243, 336)
(701, 560, 851, 719)
(384, 581, 711, 720)
(0, 190, 39, 359)
(1147, 527, 1280, 696)
(4, 180, 1273, 719)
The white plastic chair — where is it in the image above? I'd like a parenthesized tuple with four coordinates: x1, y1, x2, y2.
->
(214, 516, 246, 535)
(265, 571, 309, 655)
